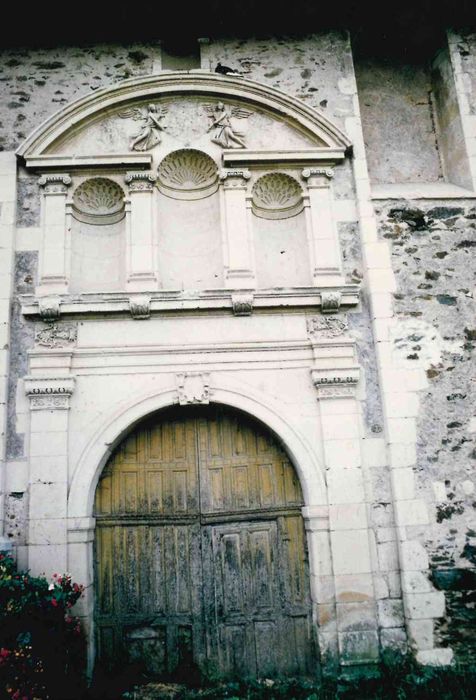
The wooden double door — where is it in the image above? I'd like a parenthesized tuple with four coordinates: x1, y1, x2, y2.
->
(94, 405, 315, 679)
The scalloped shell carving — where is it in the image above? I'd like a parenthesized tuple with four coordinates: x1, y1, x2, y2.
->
(252, 173, 303, 219)
(157, 149, 219, 200)
(73, 178, 125, 225)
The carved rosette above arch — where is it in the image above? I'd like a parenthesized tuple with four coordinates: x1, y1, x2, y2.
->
(156, 149, 219, 200)
(176, 372, 211, 405)
(72, 178, 125, 225)
(252, 172, 303, 219)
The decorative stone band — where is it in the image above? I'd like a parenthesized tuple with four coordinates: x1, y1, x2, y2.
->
(38, 296, 61, 320)
(24, 375, 75, 411)
(301, 167, 334, 185)
(219, 168, 251, 189)
(231, 293, 254, 316)
(124, 171, 156, 192)
(38, 173, 72, 194)
(129, 294, 151, 319)
(311, 367, 360, 399)
(176, 372, 211, 405)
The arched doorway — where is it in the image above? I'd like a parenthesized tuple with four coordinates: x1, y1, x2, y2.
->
(94, 404, 315, 679)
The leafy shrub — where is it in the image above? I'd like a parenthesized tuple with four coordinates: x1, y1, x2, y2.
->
(0, 552, 85, 700)
(176, 653, 476, 699)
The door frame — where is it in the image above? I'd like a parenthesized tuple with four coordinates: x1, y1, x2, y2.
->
(66, 383, 330, 675)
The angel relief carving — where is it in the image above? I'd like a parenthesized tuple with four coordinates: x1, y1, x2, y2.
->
(118, 103, 168, 151)
(206, 102, 251, 148)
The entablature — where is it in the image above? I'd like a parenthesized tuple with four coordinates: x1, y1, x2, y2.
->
(20, 284, 360, 320)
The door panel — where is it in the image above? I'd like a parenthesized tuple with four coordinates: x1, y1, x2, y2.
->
(203, 518, 311, 677)
(94, 406, 315, 679)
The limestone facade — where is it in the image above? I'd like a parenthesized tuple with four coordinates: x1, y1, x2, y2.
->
(0, 29, 475, 673)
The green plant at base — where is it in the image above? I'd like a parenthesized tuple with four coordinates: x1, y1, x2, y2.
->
(0, 552, 85, 700)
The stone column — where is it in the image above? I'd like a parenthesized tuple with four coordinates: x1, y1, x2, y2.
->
(38, 174, 72, 295)
(308, 315, 379, 666)
(0, 153, 16, 553)
(124, 172, 158, 291)
(67, 517, 96, 674)
(220, 169, 256, 289)
(302, 505, 338, 673)
(302, 168, 345, 287)
(25, 372, 75, 575)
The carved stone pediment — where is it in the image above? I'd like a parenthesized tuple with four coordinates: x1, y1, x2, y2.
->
(19, 74, 351, 163)
(51, 96, 319, 160)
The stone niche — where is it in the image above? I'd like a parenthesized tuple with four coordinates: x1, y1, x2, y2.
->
(70, 177, 126, 292)
(251, 172, 309, 288)
(156, 149, 223, 289)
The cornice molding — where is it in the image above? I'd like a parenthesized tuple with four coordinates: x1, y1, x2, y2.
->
(20, 285, 360, 319)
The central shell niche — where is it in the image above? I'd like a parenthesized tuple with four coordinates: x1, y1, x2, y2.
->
(252, 173, 303, 219)
(157, 149, 219, 200)
(156, 149, 223, 289)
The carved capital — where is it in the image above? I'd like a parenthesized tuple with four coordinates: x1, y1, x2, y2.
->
(231, 293, 253, 316)
(124, 171, 156, 192)
(38, 296, 61, 320)
(176, 372, 211, 405)
(25, 376, 75, 410)
(311, 368, 359, 400)
(220, 168, 251, 189)
(321, 291, 342, 313)
(129, 294, 151, 319)
(35, 322, 77, 349)
(301, 168, 334, 188)
(307, 315, 348, 340)
(38, 173, 72, 194)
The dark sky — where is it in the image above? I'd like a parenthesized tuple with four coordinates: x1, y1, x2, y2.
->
(1, 1, 474, 58)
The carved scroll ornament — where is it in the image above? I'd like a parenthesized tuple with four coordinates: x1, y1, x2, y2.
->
(307, 315, 348, 339)
(35, 323, 77, 348)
